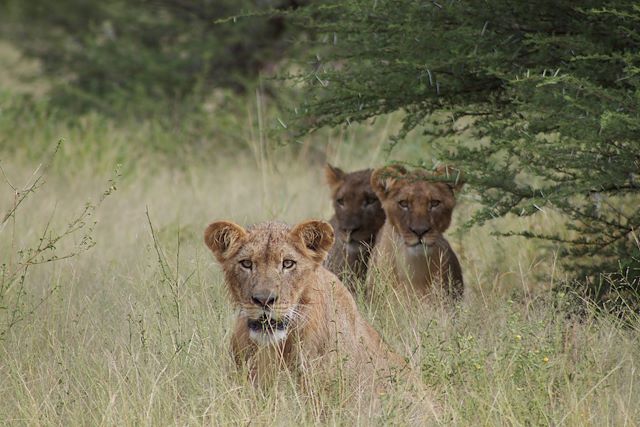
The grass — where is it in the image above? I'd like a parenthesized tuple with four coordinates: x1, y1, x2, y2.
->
(1, 54, 639, 426)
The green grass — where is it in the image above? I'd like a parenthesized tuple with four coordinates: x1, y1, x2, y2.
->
(1, 50, 639, 426)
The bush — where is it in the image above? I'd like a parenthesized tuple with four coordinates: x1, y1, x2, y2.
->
(288, 0, 640, 314)
(0, 0, 302, 114)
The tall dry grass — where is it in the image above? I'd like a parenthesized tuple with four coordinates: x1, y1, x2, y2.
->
(1, 84, 638, 426)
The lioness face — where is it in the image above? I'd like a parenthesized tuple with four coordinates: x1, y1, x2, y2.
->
(325, 164, 385, 245)
(204, 220, 334, 345)
(372, 165, 464, 248)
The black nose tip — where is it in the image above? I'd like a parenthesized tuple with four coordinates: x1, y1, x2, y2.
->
(251, 292, 278, 307)
(410, 227, 430, 238)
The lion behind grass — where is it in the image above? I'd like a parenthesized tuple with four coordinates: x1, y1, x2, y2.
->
(204, 219, 439, 420)
(367, 165, 465, 303)
(323, 164, 386, 291)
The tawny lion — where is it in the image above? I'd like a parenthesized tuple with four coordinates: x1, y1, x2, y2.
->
(204, 220, 405, 386)
(367, 165, 465, 302)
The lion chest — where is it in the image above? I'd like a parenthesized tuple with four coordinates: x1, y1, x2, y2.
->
(239, 320, 336, 385)
(396, 245, 435, 292)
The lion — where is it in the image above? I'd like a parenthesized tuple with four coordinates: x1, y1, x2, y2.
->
(204, 219, 410, 388)
(323, 164, 386, 291)
(367, 165, 465, 302)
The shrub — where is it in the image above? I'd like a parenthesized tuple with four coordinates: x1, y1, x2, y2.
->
(0, 0, 302, 113)
(287, 1, 640, 314)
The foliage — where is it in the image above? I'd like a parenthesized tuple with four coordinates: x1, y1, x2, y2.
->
(0, 0, 301, 113)
(288, 0, 640, 314)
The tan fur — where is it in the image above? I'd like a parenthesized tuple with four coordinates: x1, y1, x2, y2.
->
(367, 165, 465, 302)
(204, 219, 407, 393)
(323, 165, 386, 292)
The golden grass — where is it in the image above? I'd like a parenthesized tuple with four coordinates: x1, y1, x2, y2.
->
(1, 99, 639, 426)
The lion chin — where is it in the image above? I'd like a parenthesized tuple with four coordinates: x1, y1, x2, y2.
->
(249, 328, 288, 346)
(244, 308, 294, 345)
(402, 235, 436, 250)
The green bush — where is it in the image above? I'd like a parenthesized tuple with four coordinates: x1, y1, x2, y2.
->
(0, 0, 301, 114)
(288, 1, 640, 314)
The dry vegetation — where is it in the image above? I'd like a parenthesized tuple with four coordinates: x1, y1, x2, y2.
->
(1, 44, 639, 426)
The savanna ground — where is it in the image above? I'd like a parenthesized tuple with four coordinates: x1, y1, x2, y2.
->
(1, 42, 639, 426)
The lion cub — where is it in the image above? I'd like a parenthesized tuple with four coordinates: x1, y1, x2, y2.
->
(204, 219, 404, 389)
(323, 164, 386, 291)
(368, 165, 465, 302)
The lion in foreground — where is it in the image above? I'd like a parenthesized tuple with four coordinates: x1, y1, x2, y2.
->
(204, 219, 438, 419)
(368, 165, 465, 302)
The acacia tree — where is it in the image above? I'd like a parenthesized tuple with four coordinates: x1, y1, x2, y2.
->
(288, 1, 640, 313)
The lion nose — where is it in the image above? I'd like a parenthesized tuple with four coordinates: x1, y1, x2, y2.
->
(341, 226, 361, 234)
(251, 291, 278, 307)
(410, 227, 430, 238)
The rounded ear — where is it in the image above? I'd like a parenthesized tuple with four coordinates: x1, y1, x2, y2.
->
(324, 163, 346, 191)
(204, 221, 247, 263)
(371, 164, 408, 199)
(434, 165, 465, 192)
(290, 220, 335, 264)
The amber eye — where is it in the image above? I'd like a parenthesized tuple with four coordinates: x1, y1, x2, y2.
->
(239, 259, 253, 269)
(336, 198, 345, 206)
(282, 259, 296, 269)
(430, 200, 441, 209)
(398, 200, 409, 209)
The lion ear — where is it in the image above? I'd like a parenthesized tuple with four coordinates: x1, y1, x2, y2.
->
(434, 165, 465, 192)
(204, 221, 247, 262)
(371, 164, 408, 199)
(325, 163, 346, 191)
(290, 220, 335, 264)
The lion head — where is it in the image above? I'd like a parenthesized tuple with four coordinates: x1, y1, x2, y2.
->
(325, 164, 386, 246)
(371, 165, 464, 248)
(204, 220, 334, 345)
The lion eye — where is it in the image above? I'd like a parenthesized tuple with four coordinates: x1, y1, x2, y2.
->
(430, 200, 441, 209)
(336, 198, 345, 207)
(282, 259, 296, 269)
(364, 195, 377, 206)
(239, 259, 253, 269)
(398, 200, 409, 209)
